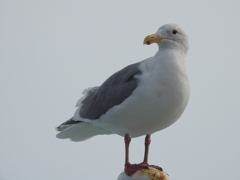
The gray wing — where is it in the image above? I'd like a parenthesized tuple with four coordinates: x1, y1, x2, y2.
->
(80, 62, 142, 120)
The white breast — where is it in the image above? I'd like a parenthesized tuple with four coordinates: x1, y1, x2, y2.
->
(95, 50, 190, 138)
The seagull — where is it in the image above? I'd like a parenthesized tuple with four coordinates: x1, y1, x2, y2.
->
(56, 24, 190, 175)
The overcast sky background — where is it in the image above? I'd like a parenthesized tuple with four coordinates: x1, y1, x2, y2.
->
(1, 1, 240, 180)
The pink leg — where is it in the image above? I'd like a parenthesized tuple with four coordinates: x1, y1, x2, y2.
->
(141, 134, 163, 172)
(124, 134, 162, 176)
(124, 134, 149, 176)
(143, 134, 151, 164)
(124, 134, 131, 166)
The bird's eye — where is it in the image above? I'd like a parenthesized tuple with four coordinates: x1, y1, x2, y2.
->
(172, 30, 178, 34)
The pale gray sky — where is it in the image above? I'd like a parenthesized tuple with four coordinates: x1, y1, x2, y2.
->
(1, 1, 240, 180)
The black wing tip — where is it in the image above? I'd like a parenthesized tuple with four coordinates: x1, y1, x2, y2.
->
(55, 126, 62, 131)
(56, 117, 82, 131)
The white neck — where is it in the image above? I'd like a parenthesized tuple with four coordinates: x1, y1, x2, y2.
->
(157, 40, 188, 58)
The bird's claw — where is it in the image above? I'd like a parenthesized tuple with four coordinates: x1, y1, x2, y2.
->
(124, 162, 163, 176)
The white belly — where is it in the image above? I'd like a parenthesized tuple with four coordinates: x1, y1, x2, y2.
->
(95, 58, 190, 138)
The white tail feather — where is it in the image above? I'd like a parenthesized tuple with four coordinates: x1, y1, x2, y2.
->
(56, 122, 112, 142)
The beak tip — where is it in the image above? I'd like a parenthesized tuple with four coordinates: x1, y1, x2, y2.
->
(143, 41, 151, 45)
(143, 34, 162, 45)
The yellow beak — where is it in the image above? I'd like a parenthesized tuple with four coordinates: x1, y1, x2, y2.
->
(143, 34, 163, 45)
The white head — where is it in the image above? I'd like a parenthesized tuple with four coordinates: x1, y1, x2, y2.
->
(144, 24, 189, 54)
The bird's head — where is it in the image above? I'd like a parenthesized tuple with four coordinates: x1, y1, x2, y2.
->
(144, 24, 189, 54)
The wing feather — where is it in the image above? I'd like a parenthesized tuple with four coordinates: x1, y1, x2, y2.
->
(80, 62, 142, 120)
